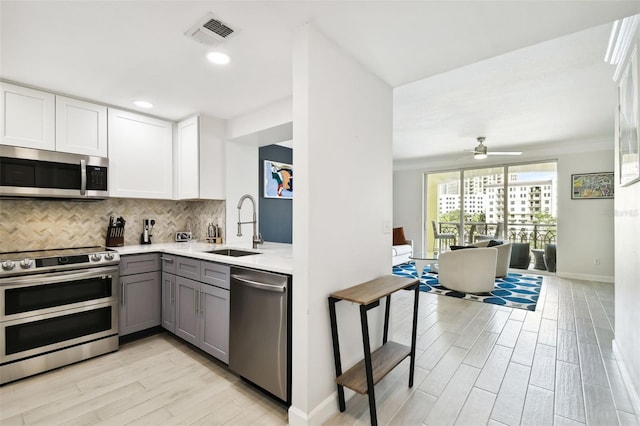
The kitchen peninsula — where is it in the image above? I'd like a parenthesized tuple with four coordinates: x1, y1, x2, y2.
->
(110, 240, 293, 405)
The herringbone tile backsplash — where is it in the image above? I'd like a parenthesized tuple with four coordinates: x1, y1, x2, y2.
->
(0, 198, 225, 252)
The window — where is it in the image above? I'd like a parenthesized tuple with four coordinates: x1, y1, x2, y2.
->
(425, 161, 557, 253)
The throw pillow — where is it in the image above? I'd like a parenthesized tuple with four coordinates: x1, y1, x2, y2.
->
(487, 239, 504, 247)
(450, 245, 474, 250)
(392, 227, 407, 245)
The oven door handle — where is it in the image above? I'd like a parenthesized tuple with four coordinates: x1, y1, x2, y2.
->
(0, 266, 118, 289)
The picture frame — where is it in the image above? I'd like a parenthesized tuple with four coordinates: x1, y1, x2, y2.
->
(264, 160, 293, 199)
(571, 172, 614, 199)
(618, 43, 640, 187)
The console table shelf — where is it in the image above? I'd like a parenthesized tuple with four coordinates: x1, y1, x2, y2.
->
(336, 341, 411, 394)
(328, 274, 419, 426)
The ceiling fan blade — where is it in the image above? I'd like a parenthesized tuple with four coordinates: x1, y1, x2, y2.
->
(487, 151, 523, 156)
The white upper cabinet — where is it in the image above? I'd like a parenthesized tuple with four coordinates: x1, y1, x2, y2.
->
(108, 108, 173, 199)
(176, 116, 200, 199)
(0, 82, 55, 150)
(175, 115, 226, 200)
(55, 96, 107, 157)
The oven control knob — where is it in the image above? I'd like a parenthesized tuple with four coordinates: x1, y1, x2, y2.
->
(2, 260, 15, 271)
(20, 259, 33, 269)
(104, 252, 115, 261)
(91, 253, 103, 262)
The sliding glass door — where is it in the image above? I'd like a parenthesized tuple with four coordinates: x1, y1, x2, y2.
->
(425, 161, 557, 263)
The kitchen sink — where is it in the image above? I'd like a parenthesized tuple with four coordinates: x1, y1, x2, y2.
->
(205, 249, 260, 257)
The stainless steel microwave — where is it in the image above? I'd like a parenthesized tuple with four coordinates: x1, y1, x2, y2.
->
(0, 145, 108, 199)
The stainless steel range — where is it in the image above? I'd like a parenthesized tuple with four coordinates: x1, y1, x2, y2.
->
(0, 246, 120, 384)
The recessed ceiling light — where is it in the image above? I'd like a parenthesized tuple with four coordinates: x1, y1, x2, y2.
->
(207, 51, 230, 65)
(134, 100, 153, 108)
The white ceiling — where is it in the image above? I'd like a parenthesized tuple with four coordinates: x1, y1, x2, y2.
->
(2, 1, 639, 162)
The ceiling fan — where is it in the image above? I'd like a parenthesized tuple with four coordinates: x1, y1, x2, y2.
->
(466, 137, 523, 159)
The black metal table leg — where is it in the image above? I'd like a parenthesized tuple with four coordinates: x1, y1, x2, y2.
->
(328, 296, 345, 411)
(360, 304, 378, 426)
(408, 283, 419, 387)
(382, 295, 391, 344)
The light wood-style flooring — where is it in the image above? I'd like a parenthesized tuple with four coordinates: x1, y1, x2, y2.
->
(1, 275, 638, 425)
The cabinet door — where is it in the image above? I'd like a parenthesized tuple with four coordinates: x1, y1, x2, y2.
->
(0, 83, 55, 150)
(175, 276, 199, 346)
(119, 271, 161, 336)
(161, 272, 176, 333)
(199, 284, 229, 363)
(108, 108, 173, 199)
(176, 116, 199, 199)
(55, 96, 107, 156)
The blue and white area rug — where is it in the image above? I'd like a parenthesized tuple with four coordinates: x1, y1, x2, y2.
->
(393, 263, 542, 311)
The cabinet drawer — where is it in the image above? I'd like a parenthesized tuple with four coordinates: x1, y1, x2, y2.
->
(200, 261, 230, 290)
(175, 256, 201, 281)
(120, 253, 160, 276)
(160, 254, 177, 275)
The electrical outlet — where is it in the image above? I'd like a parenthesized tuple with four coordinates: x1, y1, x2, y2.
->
(593, 257, 600, 265)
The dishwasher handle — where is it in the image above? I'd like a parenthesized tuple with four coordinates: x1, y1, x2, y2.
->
(231, 274, 286, 293)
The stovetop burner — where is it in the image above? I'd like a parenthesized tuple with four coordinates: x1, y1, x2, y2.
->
(0, 246, 119, 277)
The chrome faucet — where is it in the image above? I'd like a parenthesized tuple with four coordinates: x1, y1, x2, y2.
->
(237, 194, 263, 249)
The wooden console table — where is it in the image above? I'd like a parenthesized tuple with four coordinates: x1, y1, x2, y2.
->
(328, 275, 420, 425)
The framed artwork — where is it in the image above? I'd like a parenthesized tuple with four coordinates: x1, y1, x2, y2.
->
(571, 172, 614, 199)
(264, 160, 293, 199)
(618, 43, 640, 186)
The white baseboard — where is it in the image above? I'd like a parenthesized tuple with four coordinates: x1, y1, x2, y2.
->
(556, 271, 614, 283)
(612, 340, 640, 415)
(288, 392, 341, 426)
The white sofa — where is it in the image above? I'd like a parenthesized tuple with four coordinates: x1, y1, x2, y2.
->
(392, 240, 413, 266)
(438, 247, 498, 293)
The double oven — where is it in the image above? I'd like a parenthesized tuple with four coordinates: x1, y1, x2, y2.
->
(0, 247, 120, 384)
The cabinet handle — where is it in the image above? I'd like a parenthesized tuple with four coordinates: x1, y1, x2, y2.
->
(200, 289, 204, 314)
(169, 280, 174, 304)
(161, 256, 174, 263)
(121, 281, 125, 305)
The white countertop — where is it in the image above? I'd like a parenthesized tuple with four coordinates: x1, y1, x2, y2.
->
(109, 241, 293, 274)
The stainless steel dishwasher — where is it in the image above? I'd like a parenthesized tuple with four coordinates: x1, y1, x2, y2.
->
(229, 267, 290, 403)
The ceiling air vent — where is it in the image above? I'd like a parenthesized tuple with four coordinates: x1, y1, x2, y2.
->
(185, 13, 235, 46)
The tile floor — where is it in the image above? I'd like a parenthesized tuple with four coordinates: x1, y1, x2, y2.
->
(1, 275, 638, 425)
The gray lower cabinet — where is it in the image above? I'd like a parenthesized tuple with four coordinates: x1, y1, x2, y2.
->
(175, 275, 200, 346)
(161, 272, 177, 333)
(199, 283, 230, 362)
(119, 253, 162, 336)
(165, 257, 230, 363)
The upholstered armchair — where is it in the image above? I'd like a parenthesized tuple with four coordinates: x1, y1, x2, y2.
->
(473, 240, 512, 277)
(438, 247, 498, 293)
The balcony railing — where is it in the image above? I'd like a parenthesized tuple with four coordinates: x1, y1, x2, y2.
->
(437, 222, 556, 249)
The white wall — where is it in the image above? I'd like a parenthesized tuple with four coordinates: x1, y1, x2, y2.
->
(290, 24, 393, 425)
(393, 169, 424, 249)
(556, 149, 615, 281)
(225, 141, 258, 245)
(226, 97, 292, 141)
(614, 142, 640, 407)
(393, 148, 615, 282)
(613, 27, 640, 405)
